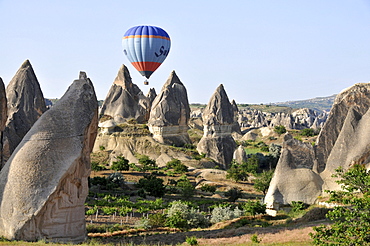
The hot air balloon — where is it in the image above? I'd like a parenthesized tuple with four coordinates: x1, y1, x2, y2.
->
(122, 25, 171, 85)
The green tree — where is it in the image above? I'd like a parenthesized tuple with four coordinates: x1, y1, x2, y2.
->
(226, 162, 249, 182)
(176, 175, 195, 199)
(166, 158, 188, 174)
(310, 164, 370, 245)
(91, 161, 105, 172)
(111, 155, 129, 172)
(138, 155, 158, 171)
(274, 125, 286, 135)
(253, 169, 274, 195)
(137, 174, 165, 197)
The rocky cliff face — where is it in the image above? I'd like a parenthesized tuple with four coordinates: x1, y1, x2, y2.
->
(0, 78, 7, 132)
(147, 71, 191, 146)
(0, 72, 98, 243)
(264, 134, 322, 210)
(197, 84, 236, 169)
(2, 60, 46, 167)
(100, 65, 150, 123)
(265, 83, 370, 211)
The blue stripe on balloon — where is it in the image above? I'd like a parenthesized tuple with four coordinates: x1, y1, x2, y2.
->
(124, 25, 170, 39)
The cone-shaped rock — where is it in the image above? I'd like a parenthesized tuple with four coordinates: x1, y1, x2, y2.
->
(264, 134, 322, 211)
(264, 82, 370, 213)
(2, 60, 46, 167)
(0, 72, 98, 243)
(146, 88, 157, 105)
(233, 145, 247, 164)
(197, 84, 236, 169)
(148, 71, 191, 146)
(315, 83, 370, 172)
(231, 99, 241, 134)
(100, 65, 150, 123)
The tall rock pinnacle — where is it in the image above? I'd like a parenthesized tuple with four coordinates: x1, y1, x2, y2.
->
(148, 70, 191, 146)
(197, 84, 236, 169)
(99, 65, 150, 123)
(2, 60, 46, 167)
(0, 72, 98, 243)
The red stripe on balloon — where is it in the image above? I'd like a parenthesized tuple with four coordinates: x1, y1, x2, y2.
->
(131, 62, 162, 73)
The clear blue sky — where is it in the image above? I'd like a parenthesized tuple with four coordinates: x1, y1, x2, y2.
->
(1, 0, 370, 104)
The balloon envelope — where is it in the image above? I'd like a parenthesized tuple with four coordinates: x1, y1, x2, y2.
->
(122, 25, 171, 79)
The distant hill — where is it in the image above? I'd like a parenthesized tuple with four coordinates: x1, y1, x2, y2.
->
(272, 95, 336, 112)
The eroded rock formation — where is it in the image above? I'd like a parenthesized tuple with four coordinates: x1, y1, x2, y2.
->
(148, 71, 191, 146)
(0, 72, 98, 243)
(197, 84, 236, 169)
(265, 83, 370, 212)
(0, 78, 7, 131)
(100, 65, 150, 123)
(265, 134, 322, 210)
(2, 60, 46, 167)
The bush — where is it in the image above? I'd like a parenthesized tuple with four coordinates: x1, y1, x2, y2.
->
(137, 174, 165, 197)
(251, 233, 261, 243)
(91, 161, 105, 172)
(253, 169, 274, 195)
(186, 236, 198, 246)
(148, 213, 166, 228)
(165, 201, 209, 230)
(108, 172, 125, 187)
(134, 217, 151, 229)
(290, 201, 308, 213)
(138, 155, 158, 171)
(226, 163, 249, 182)
(225, 188, 242, 202)
(300, 128, 315, 137)
(200, 184, 217, 194)
(242, 200, 266, 217)
(274, 125, 286, 135)
(89, 176, 108, 187)
(111, 155, 129, 172)
(210, 205, 244, 224)
(176, 176, 195, 199)
(166, 158, 188, 174)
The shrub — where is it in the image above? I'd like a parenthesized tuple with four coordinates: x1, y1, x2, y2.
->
(253, 169, 274, 195)
(91, 161, 105, 172)
(186, 236, 198, 246)
(134, 217, 151, 229)
(225, 188, 242, 202)
(166, 158, 188, 174)
(108, 172, 125, 187)
(165, 201, 209, 230)
(300, 128, 315, 137)
(89, 176, 108, 187)
(242, 200, 266, 217)
(200, 184, 217, 194)
(210, 205, 243, 224)
(274, 125, 286, 135)
(138, 155, 158, 171)
(148, 213, 166, 228)
(290, 201, 308, 213)
(226, 162, 249, 182)
(111, 155, 129, 172)
(176, 176, 195, 199)
(251, 233, 261, 243)
(137, 174, 165, 197)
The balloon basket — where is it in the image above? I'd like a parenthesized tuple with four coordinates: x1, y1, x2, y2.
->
(144, 80, 149, 85)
